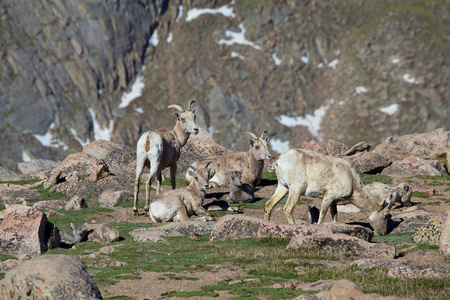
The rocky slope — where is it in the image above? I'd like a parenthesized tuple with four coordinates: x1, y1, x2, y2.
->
(1, 0, 449, 171)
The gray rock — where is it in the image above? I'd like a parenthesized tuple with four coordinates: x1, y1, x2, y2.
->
(17, 159, 59, 174)
(0, 183, 41, 206)
(326, 139, 349, 156)
(0, 205, 60, 259)
(382, 156, 444, 176)
(286, 233, 396, 259)
(98, 190, 131, 208)
(82, 140, 136, 173)
(440, 211, 450, 256)
(209, 215, 333, 242)
(33, 200, 68, 210)
(342, 152, 392, 174)
(322, 222, 374, 242)
(65, 195, 88, 211)
(0, 254, 102, 299)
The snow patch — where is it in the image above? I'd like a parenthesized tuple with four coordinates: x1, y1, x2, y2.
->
(70, 128, 90, 147)
(270, 138, 290, 155)
(176, 5, 183, 22)
(186, 5, 235, 22)
(135, 107, 144, 114)
(275, 103, 330, 142)
(119, 75, 145, 108)
(231, 51, 245, 60)
(218, 23, 260, 50)
(301, 51, 309, 64)
(379, 104, 399, 116)
(33, 123, 68, 150)
(317, 62, 323, 68)
(22, 151, 32, 162)
(167, 32, 173, 43)
(328, 59, 338, 69)
(391, 58, 400, 64)
(403, 73, 419, 84)
(149, 30, 159, 47)
(355, 86, 368, 94)
(88, 108, 114, 141)
(272, 53, 281, 65)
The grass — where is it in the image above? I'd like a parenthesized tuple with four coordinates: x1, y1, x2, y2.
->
(359, 174, 393, 185)
(412, 191, 430, 199)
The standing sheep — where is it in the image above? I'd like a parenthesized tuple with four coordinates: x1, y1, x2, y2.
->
(133, 100, 199, 216)
(264, 149, 392, 236)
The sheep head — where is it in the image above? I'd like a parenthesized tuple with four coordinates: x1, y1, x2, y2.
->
(246, 131, 272, 161)
(169, 99, 199, 135)
(368, 194, 392, 236)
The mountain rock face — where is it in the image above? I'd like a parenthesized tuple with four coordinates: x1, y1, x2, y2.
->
(1, 0, 448, 171)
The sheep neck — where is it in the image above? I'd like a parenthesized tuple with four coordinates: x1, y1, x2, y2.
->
(246, 151, 264, 185)
(350, 181, 379, 214)
(172, 121, 190, 147)
(186, 183, 206, 202)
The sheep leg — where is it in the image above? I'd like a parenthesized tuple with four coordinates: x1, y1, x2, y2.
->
(192, 203, 214, 220)
(264, 184, 289, 221)
(329, 202, 338, 222)
(317, 196, 335, 224)
(156, 171, 162, 195)
(283, 186, 304, 224)
(170, 164, 177, 190)
(133, 159, 145, 215)
(174, 206, 191, 222)
(145, 165, 158, 216)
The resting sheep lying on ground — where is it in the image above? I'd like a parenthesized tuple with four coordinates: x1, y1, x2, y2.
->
(147, 164, 215, 223)
(71, 223, 120, 243)
(366, 182, 412, 208)
(186, 131, 272, 188)
(227, 170, 255, 204)
(264, 149, 392, 236)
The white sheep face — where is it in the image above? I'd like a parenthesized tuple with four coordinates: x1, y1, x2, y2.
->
(174, 109, 199, 135)
(249, 136, 272, 161)
(368, 198, 390, 236)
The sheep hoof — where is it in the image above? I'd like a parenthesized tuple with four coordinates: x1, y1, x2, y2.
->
(133, 210, 138, 216)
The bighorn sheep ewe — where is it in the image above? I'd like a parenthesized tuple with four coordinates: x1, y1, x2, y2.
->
(227, 170, 255, 204)
(71, 223, 120, 243)
(133, 100, 199, 215)
(147, 164, 214, 222)
(264, 149, 392, 236)
(185, 131, 272, 188)
(366, 182, 412, 208)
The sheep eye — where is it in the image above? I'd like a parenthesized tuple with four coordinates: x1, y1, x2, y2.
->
(255, 146, 260, 150)
(194, 176, 198, 180)
(181, 118, 186, 123)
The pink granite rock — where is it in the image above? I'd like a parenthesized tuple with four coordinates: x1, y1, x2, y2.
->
(209, 215, 332, 242)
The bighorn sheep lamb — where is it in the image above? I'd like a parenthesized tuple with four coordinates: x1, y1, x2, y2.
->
(147, 164, 215, 222)
(227, 170, 255, 204)
(185, 131, 272, 188)
(366, 182, 412, 208)
(71, 223, 120, 243)
(133, 100, 199, 216)
(264, 149, 392, 236)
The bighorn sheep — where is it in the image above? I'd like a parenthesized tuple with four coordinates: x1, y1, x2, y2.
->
(71, 223, 120, 243)
(264, 149, 392, 236)
(147, 164, 214, 222)
(133, 100, 199, 215)
(366, 182, 412, 208)
(227, 170, 255, 204)
(185, 131, 272, 188)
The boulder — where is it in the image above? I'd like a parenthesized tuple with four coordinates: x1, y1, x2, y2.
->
(44, 153, 110, 189)
(301, 140, 328, 154)
(0, 205, 60, 259)
(0, 183, 41, 206)
(412, 218, 444, 245)
(17, 159, 59, 175)
(326, 139, 349, 156)
(389, 207, 434, 233)
(65, 195, 88, 211)
(286, 233, 396, 259)
(342, 152, 392, 174)
(82, 139, 136, 173)
(325, 279, 411, 300)
(50, 180, 97, 199)
(382, 156, 444, 176)
(33, 200, 68, 210)
(440, 211, 450, 256)
(129, 228, 168, 243)
(0, 167, 18, 181)
(98, 190, 131, 208)
(0, 254, 102, 299)
(209, 215, 332, 242)
(373, 128, 450, 161)
(322, 222, 374, 242)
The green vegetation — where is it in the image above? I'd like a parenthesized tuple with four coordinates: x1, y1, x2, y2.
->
(359, 174, 393, 185)
(412, 191, 430, 199)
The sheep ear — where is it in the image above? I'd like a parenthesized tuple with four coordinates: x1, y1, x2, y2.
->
(378, 199, 389, 212)
(208, 167, 214, 176)
(187, 168, 195, 177)
(192, 108, 197, 114)
(239, 169, 243, 174)
(264, 136, 269, 142)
